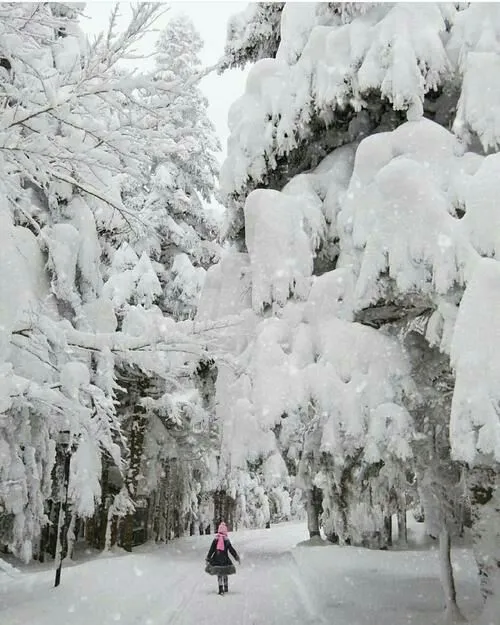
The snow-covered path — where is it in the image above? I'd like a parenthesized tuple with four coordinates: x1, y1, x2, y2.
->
(1, 521, 483, 625)
(1, 524, 317, 625)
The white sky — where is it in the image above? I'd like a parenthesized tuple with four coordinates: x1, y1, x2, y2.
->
(82, 1, 249, 164)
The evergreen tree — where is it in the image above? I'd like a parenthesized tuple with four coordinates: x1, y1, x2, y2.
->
(198, 3, 500, 621)
(220, 2, 285, 71)
(0, 3, 220, 563)
(129, 14, 221, 321)
(100, 14, 222, 548)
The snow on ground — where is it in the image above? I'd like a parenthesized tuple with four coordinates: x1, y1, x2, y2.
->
(1, 520, 482, 625)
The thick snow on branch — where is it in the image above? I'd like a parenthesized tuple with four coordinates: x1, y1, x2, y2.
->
(448, 4, 500, 150)
(0, 4, 223, 559)
(209, 96, 500, 503)
(365, 403, 413, 463)
(310, 316, 412, 461)
(213, 1, 500, 544)
(197, 252, 252, 321)
(450, 259, 500, 464)
(305, 268, 356, 323)
(221, 2, 500, 205)
(337, 119, 478, 308)
(462, 153, 500, 258)
(103, 243, 162, 309)
(221, 2, 284, 70)
(244, 189, 315, 311)
(0, 210, 52, 334)
(220, 3, 455, 198)
(204, 250, 414, 492)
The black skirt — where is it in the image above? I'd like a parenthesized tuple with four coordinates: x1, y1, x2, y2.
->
(205, 562, 237, 576)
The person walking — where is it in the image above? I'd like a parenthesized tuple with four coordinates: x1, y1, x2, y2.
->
(205, 521, 240, 595)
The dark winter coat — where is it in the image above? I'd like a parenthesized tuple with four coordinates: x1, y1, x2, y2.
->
(205, 538, 239, 576)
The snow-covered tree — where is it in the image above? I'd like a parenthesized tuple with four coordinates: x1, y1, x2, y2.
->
(0, 3, 221, 563)
(93, 14, 223, 549)
(196, 3, 500, 622)
(127, 14, 221, 321)
(220, 2, 284, 71)
(218, 2, 464, 244)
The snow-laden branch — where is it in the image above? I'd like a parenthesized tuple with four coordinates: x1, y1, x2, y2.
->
(61, 319, 242, 370)
(87, 3, 169, 73)
(0, 0, 221, 227)
(5, 63, 220, 133)
(12, 313, 243, 369)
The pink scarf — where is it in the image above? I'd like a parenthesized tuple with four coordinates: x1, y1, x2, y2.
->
(216, 522, 228, 551)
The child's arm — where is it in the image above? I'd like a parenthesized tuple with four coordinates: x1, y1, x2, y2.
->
(206, 539, 215, 561)
(227, 541, 240, 562)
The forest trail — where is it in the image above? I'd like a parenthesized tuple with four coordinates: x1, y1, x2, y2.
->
(1, 523, 318, 625)
(144, 527, 321, 625)
(1, 521, 483, 625)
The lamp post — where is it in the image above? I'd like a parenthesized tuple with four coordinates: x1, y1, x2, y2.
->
(54, 431, 74, 588)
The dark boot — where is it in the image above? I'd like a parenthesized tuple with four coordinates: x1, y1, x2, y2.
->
(223, 576, 228, 593)
(218, 587, 224, 595)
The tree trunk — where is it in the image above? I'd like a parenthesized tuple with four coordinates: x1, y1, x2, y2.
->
(54, 499, 66, 587)
(397, 507, 407, 546)
(121, 411, 147, 552)
(95, 462, 111, 550)
(213, 490, 235, 531)
(38, 501, 55, 562)
(382, 515, 393, 549)
(468, 465, 500, 625)
(65, 513, 76, 560)
(84, 516, 96, 550)
(439, 526, 465, 623)
(190, 519, 196, 536)
(54, 448, 72, 587)
(48, 492, 60, 557)
(146, 493, 155, 542)
(158, 477, 167, 542)
(121, 514, 134, 552)
(104, 506, 115, 552)
(306, 487, 321, 538)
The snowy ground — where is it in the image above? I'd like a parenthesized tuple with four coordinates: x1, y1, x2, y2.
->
(1, 520, 483, 625)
